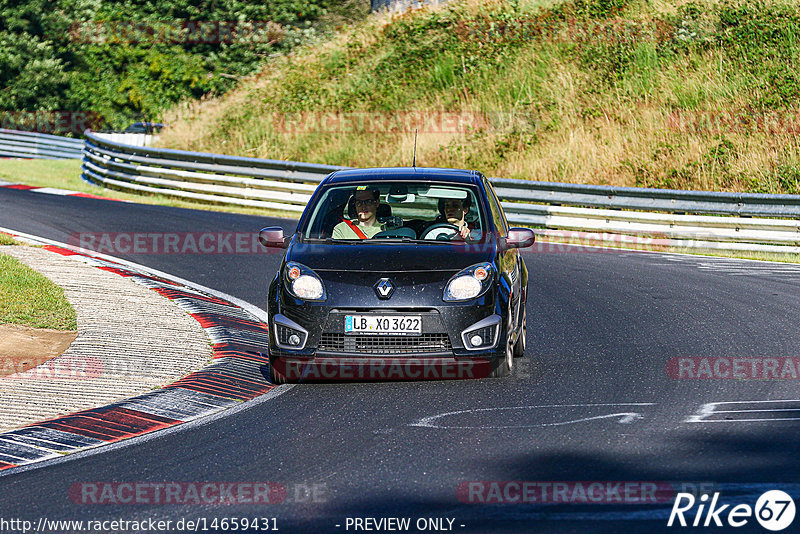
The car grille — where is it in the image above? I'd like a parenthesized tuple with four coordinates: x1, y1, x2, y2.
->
(318, 333, 452, 354)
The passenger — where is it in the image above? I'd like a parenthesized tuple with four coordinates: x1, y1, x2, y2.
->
(332, 188, 384, 239)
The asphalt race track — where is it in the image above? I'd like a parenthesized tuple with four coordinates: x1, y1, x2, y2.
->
(2, 187, 800, 533)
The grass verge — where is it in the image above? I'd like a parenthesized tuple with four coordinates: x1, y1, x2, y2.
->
(0, 251, 77, 330)
(0, 233, 20, 246)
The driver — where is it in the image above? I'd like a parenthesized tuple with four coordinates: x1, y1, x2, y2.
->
(332, 187, 384, 239)
(437, 197, 473, 239)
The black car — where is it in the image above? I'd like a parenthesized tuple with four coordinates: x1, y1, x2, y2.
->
(259, 167, 535, 382)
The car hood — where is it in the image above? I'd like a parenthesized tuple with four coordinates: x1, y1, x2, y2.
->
(286, 240, 495, 272)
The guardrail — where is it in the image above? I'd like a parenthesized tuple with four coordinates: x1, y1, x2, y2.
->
(81, 131, 800, 254)
(92, 131, 158, 147)
(82, 131, 342, 212)
(0, 129, 84, 160)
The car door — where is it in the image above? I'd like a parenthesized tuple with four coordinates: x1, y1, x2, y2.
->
(483, 178, 523, 331)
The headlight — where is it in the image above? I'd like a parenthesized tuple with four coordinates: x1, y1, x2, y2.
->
(447, 276, 482, 300)
(443, 262, 494, 302)
(283, 262, 326, 301)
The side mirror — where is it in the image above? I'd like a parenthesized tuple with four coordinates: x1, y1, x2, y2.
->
(506, 228, 536, 249)
(259, 227, 289, 249)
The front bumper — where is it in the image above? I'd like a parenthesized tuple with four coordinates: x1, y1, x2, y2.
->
(267, 271, 510, 382)
(269, 303, 503, 360)
(268, 306, 503, 381)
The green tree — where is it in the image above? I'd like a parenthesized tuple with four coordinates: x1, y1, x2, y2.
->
(0, 0, 369, 130)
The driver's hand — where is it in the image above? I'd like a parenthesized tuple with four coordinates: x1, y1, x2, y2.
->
(458, 223, 470, 239)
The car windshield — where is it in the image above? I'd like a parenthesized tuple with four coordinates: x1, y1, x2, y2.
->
(301, 181, 485, 243)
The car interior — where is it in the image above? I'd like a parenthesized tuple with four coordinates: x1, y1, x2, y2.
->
(310, 184, 482, 241)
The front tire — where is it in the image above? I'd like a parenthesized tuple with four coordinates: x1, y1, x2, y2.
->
(513, 307, 527, 358)
(489, 325, 514, 378)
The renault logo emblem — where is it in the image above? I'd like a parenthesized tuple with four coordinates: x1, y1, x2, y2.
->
(374, 278, 394, 299)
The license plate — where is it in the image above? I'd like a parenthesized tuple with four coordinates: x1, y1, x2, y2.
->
(344, 315, 422, 335)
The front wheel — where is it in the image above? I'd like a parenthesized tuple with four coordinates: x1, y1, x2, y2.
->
(513, 307, 527, 358)
(489, 326, 514, 378)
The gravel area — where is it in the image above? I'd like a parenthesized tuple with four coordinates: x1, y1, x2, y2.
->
(0, 246, 212, 432)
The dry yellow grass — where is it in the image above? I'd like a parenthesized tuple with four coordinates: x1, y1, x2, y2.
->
(156, 0, 800, 195)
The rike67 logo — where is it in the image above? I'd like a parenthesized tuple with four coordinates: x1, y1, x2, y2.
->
(668, 490, 796, 531)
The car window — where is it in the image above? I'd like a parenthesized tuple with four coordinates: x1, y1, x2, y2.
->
(301, 182, 485, 242)
(483, 179, 508, 237)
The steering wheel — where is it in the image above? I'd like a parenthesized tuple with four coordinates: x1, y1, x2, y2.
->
(421, 223, 460, 241)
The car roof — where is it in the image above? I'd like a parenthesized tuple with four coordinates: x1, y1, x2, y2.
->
(324, 167, 482, 185)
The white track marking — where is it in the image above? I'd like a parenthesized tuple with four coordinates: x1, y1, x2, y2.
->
(410, 403, 654, 429)
(685, 400, 800, 423)
(29, 187, 78, 195)
(653, 255, 800, 279)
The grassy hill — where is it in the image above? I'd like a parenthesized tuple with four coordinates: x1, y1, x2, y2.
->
(157, 0, 800, 194)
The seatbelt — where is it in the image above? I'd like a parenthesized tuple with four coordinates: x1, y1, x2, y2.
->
(342, 218, 368, 239)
